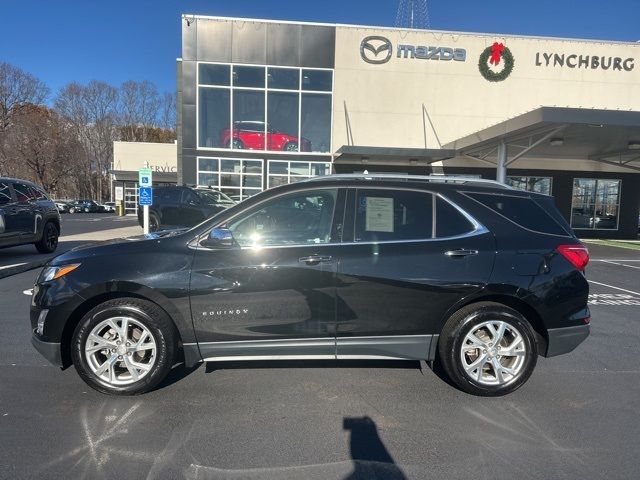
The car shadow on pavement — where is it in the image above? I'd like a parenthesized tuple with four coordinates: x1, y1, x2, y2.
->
(428, 355, 459, 390)
(343, 415, 407, 480)
(204, 359, 424, 374)
(150, 362, 203, 392)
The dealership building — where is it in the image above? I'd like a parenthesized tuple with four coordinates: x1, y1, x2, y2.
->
(176, 14, 640, 238)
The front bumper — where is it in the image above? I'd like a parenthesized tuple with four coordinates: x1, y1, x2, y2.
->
(546, 324, 590, 357)
(31, 332, 63, 367)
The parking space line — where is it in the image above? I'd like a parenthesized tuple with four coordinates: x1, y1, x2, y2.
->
(588, 280, 640, 296)
(0, 263, 26, 271)
(599, 260, 640, 270)
(591, 259, 640, 262)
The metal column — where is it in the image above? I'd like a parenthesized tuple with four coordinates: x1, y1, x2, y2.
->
(496, 140, 507, 183)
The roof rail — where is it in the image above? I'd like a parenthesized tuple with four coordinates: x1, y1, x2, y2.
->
(302, 173, 513, 189)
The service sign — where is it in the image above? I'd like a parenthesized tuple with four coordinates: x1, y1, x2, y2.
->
(114, 186, 124, 202)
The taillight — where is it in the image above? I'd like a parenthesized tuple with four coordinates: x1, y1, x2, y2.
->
(556, 244, 590, 271)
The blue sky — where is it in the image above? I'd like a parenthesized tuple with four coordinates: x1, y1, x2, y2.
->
(1, 0, 639, 98)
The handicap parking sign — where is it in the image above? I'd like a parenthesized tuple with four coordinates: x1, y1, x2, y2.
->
(139, 187, 153, 206)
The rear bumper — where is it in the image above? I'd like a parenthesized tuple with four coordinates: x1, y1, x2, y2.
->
(546, 324, 590, 357)
(31, 332, 63, 367)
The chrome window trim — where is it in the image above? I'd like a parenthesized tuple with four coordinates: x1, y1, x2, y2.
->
(195, 185, 488, 251)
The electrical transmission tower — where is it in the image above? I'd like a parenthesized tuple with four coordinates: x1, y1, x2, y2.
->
(395, 0, 431, 29)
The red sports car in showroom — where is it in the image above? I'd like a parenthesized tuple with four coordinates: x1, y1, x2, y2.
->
(221, 121, 311, 151)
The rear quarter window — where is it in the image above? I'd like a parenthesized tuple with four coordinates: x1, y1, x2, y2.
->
(465, 192, 571, 236)
(435, 197, 475, 238)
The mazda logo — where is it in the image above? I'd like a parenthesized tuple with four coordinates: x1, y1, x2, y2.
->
(360, 36, 393, 64)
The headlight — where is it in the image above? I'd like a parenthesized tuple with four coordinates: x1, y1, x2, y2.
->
(40, 263, 81, 282)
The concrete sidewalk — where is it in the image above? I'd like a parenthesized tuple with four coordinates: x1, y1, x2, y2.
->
(59, 225, 142, 242)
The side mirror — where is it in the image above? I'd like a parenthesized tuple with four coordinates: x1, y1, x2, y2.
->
(202, 228, 236, 249)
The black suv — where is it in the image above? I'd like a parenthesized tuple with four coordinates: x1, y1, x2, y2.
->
(30, 174, 590, 396)
(137, 185, 235, 231)
(0, 178, 60, 253)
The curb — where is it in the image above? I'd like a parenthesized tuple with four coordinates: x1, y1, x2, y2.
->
(0, 259, 48, 280)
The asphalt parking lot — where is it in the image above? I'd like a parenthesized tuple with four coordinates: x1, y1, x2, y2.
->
(0, 214, 141, 278)
(0, 241, 638, 479)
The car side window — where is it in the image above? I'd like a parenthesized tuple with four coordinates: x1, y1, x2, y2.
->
(157, 188, 180, 203)
(30, 186, 48, 200)
(0, 182, 12, 205)
(355, 189, 433, 242)
(435, 197, 475, 238)
(0, 182, 13, 205)
(13, 183, 35, 202)
(228, 189, 337, 247)
(182, 190, 200, 205)
(465, 192, 569, 236)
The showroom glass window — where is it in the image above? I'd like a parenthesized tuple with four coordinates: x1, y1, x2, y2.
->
(570, 178, 621, 230)
(506, 176, 552, 195)
(267, 160, 332, 187)
(197, 157, 263, 200)
(198, 63, 332, 153)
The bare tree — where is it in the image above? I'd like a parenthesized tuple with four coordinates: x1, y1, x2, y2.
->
(0, 63, 50, 175)
(3, 105, 83, 196)
(55, 81, 118, 201)
(0, 62, 49, 132)
(159, 91, 177, 132)
(119, 80, 161, 142)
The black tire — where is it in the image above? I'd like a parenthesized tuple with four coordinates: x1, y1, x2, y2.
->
(69, 207, 76, 214)
(84, 207, 90, 213)
(34, 221, 59, 253)
(438, 302, 538, 397)
(149, 213, 160, 232)
(283, 142, 298, 152)
(71, 298, 176, 395)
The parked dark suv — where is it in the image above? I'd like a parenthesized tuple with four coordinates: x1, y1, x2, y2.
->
(69, 200, 102, 213)
(0, 178, 60, 253)
(137, 185, 235, 231)
(30, 174, 590, 396)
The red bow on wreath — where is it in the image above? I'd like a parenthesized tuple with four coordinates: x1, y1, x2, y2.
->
(489, 42, 505, 66)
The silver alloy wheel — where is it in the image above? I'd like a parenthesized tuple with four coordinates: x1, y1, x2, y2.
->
(84, 316, 157, 386)
(460, 320, 526, 386)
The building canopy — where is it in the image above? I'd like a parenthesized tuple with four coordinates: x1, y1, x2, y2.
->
(445, 107, 640, 172)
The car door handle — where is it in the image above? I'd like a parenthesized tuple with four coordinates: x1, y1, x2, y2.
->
(299, 255, 333, 265)
(444, 249, 479, 258)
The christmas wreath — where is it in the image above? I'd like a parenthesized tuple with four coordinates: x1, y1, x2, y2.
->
(479, 42, 514, 82)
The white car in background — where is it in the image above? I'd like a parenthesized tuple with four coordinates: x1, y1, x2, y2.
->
(102, 202, 116, 213)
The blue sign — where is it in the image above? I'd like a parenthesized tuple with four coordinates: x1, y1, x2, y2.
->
(139, 187, 153, 206)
